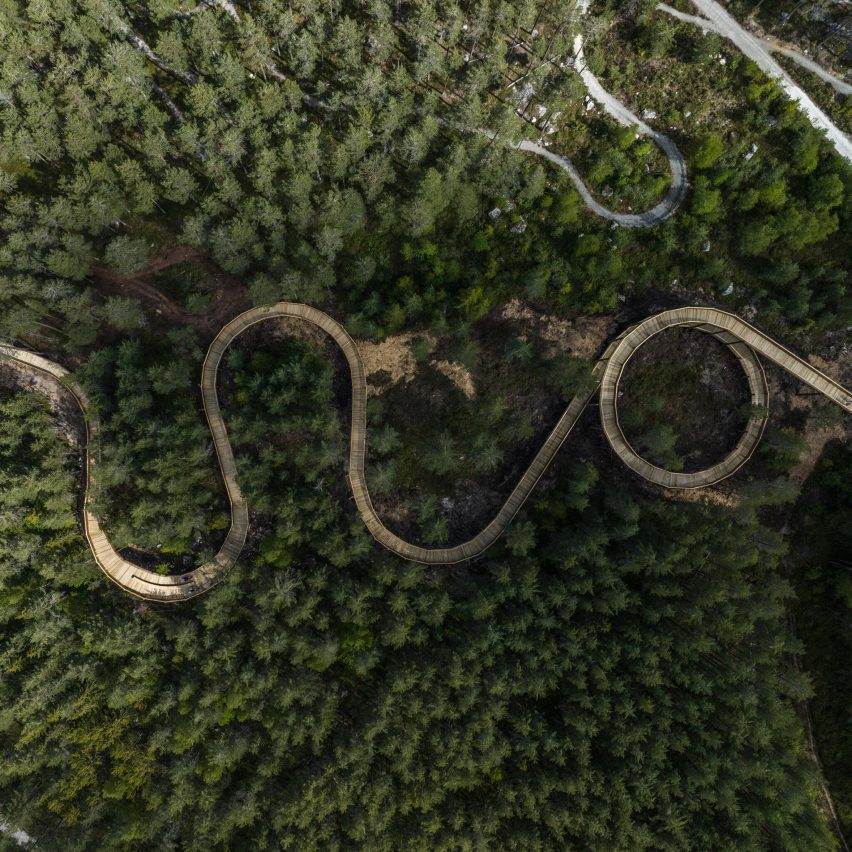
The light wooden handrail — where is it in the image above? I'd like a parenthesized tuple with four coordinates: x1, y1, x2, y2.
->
(1, 305, 849, 601)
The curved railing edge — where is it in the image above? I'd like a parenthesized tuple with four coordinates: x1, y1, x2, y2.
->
(1, 304, 850, 601)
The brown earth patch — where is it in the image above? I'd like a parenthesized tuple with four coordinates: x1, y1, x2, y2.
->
(500, 299, 617, 359)
(781, 347, 851, 484)
(358, 333, 429, 395)
(357, 333, 476, 399)
(662, 485, 739, 509)
(433, 359, 476, 399)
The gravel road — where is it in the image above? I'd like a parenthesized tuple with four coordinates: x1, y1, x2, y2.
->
(660, 0, 852, 162)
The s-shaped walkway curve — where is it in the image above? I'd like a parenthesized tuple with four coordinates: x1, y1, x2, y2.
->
(2, 305, 850, 601)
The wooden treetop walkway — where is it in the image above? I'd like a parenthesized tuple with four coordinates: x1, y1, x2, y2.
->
(2, 305, 850, 601)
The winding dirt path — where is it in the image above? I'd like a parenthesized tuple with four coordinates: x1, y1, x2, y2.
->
(1, 305, 850, 601)
(501, 0, 688, 227)
(539, 0, 689, 226)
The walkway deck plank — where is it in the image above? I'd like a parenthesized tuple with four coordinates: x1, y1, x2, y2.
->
(2, 305, 849, 600)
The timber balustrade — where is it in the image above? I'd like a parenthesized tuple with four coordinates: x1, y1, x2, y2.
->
(2, 305, 850, 601)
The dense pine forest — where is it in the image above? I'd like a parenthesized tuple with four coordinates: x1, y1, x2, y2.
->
(788, 441, 852, 838)
(0, 0, 850, 848)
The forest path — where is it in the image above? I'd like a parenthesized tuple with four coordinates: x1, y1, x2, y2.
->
(503, 0, 687, 227)
(658, 0, 852, 161)
(2, 305, 850, 601)
(92, 248, 251, 334)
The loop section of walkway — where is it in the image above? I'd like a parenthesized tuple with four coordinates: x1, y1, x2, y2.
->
(599, 310, 770, 488)
(599, 308, 852, 486)
(2, 304, 850, 601)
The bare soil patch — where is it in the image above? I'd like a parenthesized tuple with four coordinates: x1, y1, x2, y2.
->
(433, 359, 476, 399)
(500, 299, 617, 359)
(271, 316, 330, 350)
(788, 421, 848, 484)
(358, 333, 431, 396)
(357, 333, 476, 399)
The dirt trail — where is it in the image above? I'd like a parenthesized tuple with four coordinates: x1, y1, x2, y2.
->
(92, 246, 251, 334)
(541, 0, 689, 227)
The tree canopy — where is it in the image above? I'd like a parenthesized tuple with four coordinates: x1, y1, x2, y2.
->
(0, 0, 849, 847)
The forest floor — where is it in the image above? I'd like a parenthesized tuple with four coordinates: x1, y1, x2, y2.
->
(787, 401, 848, 485)
(618, 328, 750, 471)
(364, 306, 585, 546)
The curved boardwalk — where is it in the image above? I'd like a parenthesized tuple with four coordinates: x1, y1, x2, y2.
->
(2, 305, 850, 601)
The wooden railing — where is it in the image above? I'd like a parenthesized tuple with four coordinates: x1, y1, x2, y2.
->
(2, 305, 849, 601)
